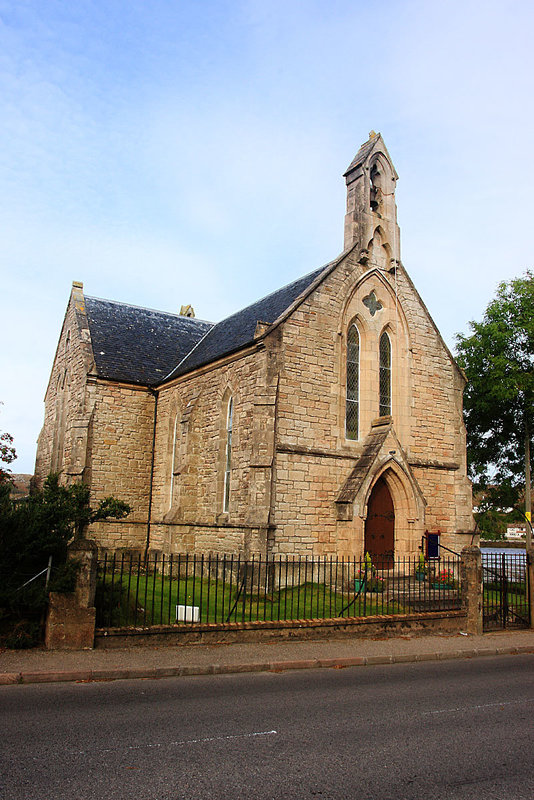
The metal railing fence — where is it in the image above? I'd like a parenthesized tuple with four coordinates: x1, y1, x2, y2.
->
(482, 551, 529, 630)
(96, 552, 462, 629)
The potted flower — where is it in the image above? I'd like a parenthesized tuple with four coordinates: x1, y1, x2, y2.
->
(415, 552, 427, 582)
(431, 568, 455, 590)
(368, 576, 385, 593)
(355, 551, 374, 592)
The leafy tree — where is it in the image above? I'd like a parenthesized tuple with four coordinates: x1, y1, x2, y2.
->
(0, 474, 130, 647)
(473, 508, 524, 540)
(455, 271, 533, 521)
(0, 411, 16, 484)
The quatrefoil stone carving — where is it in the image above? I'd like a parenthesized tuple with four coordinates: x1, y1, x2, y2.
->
(363, 290, 383, 317)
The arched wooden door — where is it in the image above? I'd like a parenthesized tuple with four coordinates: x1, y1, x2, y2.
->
(364, 476, 394, 569)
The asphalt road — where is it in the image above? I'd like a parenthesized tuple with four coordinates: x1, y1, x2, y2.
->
(1, 655, 533, 800)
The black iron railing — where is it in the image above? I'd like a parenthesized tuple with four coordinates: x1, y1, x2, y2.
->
(95, 552, 462, 629)
(482, 551, 529, 630)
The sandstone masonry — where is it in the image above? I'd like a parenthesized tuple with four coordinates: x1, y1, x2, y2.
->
(35, 133, 475, 560)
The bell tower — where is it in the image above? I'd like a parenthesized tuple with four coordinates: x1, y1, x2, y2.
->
(343, 131, 400, 270)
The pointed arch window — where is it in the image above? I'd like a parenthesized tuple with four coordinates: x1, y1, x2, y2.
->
(223, 397, 233, 512)
(169, 412, 179, 507)
(346, 324, 359, 440)
(379, 331, 392, 417)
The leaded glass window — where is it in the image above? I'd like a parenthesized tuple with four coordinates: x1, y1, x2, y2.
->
(223, 397, 233, 512)
(346, 324, 359, 439)
(169, 413, 179, 507)
(379, 331, 391, 417)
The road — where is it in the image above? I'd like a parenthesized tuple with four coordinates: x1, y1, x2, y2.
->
(1, 655, 533, 799)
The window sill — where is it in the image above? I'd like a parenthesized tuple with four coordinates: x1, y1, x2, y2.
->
(371, 415, 393, 427)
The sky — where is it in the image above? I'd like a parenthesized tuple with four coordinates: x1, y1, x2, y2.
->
(1, 0, 533, 473)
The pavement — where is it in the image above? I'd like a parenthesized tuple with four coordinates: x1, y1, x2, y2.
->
(1, 628, 534, 686)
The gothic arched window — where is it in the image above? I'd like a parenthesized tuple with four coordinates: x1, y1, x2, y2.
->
(346, 324, 359, 440)
(169, 412, 179, 507)
(379, 331, 392, 417)
(223, 397, 233, 512)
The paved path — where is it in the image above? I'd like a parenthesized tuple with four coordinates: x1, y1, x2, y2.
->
(2, 628, 534, 685)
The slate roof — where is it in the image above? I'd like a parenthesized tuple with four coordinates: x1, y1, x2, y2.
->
(165, 263, 330, 381)
(85, 297, 213, 386)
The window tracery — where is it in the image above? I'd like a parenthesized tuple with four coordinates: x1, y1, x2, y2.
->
(169, 412, 179, 507)
(346, 324, 359, 440)
(223, 397, 233, 512)
(379, 331, 392, 416)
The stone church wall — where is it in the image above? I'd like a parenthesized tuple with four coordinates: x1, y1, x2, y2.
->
(34, 286, 94, 488)
(148, 344, 275, 556)
(141, 246, 472, 560)
(35, 285, 156, 553)
(271, 252, 473, 557)
(392, 273, 474, 540)
(86, 382, 155, 552)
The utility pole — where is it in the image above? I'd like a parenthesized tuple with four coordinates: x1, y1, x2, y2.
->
(526, 420, 532, 549)
(525, 419, 534, 632)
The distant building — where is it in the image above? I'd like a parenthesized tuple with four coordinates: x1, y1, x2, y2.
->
(35, 132, 474, 560)
(506, 524, 527, 540)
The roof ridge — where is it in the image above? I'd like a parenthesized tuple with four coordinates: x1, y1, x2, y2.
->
(208, 264, 329, 326)
(85, 295, 213, 325)
(161, 320, 215, 382)
(161, 260, 335, 383)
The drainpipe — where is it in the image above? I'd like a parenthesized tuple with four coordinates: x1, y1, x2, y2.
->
(144, 388, 159, 559)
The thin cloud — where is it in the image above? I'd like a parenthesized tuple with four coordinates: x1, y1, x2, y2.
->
(1, 0, 533, 471)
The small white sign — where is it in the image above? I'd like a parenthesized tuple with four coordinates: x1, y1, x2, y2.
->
(506, 525, 527, 539)
(176, 604, 200, 623)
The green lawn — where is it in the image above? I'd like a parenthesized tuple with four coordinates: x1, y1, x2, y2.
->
(484, 588, 526, 600)
(95, 573, 407, 627)
(483, 588, 527, 611)
(482, 583, 529, 628)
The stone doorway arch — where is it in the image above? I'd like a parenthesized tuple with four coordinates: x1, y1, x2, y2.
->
(364, 475, 395, 568)
(335, 423, 427, 559)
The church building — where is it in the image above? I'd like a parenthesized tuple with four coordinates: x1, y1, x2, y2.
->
(35, 132, 474, 561)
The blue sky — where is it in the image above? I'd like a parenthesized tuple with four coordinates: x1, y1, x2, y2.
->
(1, 0, 533, 472)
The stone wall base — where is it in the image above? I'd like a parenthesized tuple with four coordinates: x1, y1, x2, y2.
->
(95, 610, 466, 649)
(45, 593, 96, 650)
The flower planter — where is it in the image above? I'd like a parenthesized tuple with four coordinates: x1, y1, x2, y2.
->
(354, 579, 366, 593)
(368, 579, 385, 593)
(415, 571, 426, 582)
(431, 582, 454, 590)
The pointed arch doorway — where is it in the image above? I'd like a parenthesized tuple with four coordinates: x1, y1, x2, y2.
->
(364, 476, 395, 568)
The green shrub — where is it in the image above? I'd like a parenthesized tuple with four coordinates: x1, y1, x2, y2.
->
(0, 474, 130, 646)
(48, 559, 80, 593)
(3, 620, 42, 649)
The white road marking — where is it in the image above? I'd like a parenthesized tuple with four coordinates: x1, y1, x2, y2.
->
(422, 698, 534, 715)
(71, 729, 278, 756)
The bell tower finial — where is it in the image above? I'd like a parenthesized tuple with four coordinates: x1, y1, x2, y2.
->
(342, 133, 400, 266)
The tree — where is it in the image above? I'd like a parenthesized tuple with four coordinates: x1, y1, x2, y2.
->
(455, 271, 533, 534)
(0, 403, 17, 484)
(0, 474, 130, 647)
